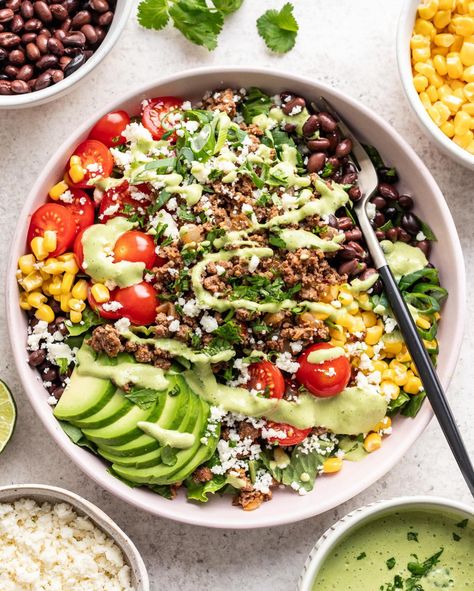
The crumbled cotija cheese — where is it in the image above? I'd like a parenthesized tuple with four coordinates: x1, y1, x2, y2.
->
(0, 499, 135, 591)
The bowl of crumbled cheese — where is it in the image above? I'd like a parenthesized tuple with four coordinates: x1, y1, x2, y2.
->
(0, 483, 149, 591)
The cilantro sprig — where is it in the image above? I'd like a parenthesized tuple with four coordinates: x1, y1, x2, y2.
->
(138, 1, 299, 54)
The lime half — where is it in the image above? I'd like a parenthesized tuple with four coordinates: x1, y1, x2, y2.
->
(0, 380, 16, 453)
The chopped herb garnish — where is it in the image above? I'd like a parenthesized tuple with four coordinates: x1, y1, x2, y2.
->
(452, 532, 461, 541)
(177, 205, 196, 222)
(407, 548, 443, 577)
(455, 518, 468, 529)
(268, 233, 287, 249)
(407, 531, 419, 542)
(124, 387, 159, 410)
(229, 274, 300, 304)
(357, 552, 367, 560)
(386, 557, 396, 570)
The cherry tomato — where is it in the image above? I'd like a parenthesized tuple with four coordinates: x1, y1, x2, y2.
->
(99, 181, 152, 223)
(27, 203, 76, 257)
(266, 422, 312, 447)
(113, 231, 156, 268)
(296, 343, 351, 398)
(88, 110, 130, 147)
(247, 361, 285, 399)
(73, 227, 86, 270)
(142, 96, 183, 141)
(89, 282, 157, 326)
(69, 140, 114, 189)
(62, 189, 95, 234)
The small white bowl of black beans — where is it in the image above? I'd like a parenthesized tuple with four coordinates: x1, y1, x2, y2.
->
(0, 0, 133, 109)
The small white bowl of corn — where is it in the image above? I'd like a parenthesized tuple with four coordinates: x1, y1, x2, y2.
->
(397, 0, 474, 169)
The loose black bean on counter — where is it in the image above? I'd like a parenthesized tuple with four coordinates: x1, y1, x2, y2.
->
(0, 0, 116, 95)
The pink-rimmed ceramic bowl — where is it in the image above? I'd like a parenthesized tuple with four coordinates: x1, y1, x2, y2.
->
(6, 67, 466, 529)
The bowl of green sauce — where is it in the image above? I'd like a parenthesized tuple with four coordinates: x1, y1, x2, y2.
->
(299, 496, 473, 591)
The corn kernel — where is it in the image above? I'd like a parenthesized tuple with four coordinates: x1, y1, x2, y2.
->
(412, 46, 431, 62)
(42, 281, 51, 297)
(442, 92, 465, 111)
(414, 73, 429, 92)
(323, 457, 343, 474)
(69, 155, 82, 167)
(365, 345, 375, 358)
(365, 325, 383, 345)
(48, 276, 63, 296)
(396, 348, 412, 363)
(364, 432, 382, 453)
(373, 416, 392, 432)
(463, 80, 474, 98)
(61, 272, 75, 294)
(453, 129, 474, 145)
(434, 33, 455, 47)
(461, 101, 474, 114)
(338, 291, 353, 306)
(71, 279, 88, 300)
(440, 120, 456, 135)
(372, 360, 389, 373)
(439, 0, 455, 8)
(415, 61, 436, 78)
(418, 0, 439, 20)
(60, 293, 70, 312)
(69, 164, 85, 184)
(381, 380, 401, 400)
(433, 54, 448, 77)
(41, 230, 57, 254)
(446, 52, 464, 77)
(432, 46, 450, 56)
(69, 310, 83, 324)
(434, 100, 452, 122)
(91, 283, 110, 303)
(49, 181, 69, 201)
(426, 84, 439, 102)
(330, 339, 345, 348)
(419, 91, 432, 108)
(18, 254, 36, 275)
(57, 252, 75, 262)
(19, 292, 32, 311)
(362, 311, 377, 328)
(382, 369, 397, 381)
(62, 258, 79, 274)
(27, 291, 47, 308)
(68, 298, 86, 313)
(435, 10, 453, 28)
(411, 34, 431, 49)
(405, 376, 423, 395)
(30, 236, 48, 261)
(454, 109, 472, 133)
(415, 316, 432, 330)
(35, 304, 55, 324)
(42, 259, 63, 275)
(21, 271, 43, 292)
(415, 17, 437, 37)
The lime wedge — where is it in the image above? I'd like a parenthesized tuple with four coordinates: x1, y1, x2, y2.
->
(0, 380, 16, 453)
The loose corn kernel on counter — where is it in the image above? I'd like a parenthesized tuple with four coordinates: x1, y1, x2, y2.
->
(411, 0, 474, 153)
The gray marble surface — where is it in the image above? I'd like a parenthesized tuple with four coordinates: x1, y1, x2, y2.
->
(0, 1, 472, 589)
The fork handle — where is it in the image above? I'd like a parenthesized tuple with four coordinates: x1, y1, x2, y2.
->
(377, 264, 474, 496)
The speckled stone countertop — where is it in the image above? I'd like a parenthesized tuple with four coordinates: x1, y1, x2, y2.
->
(0, 1, 472, 589)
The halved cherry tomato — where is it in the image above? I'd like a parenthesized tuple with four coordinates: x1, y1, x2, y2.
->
(266, 422, 312, 447)
(296, 343, 351, 398)
(27, 203, 76, 257)
(247, 361, 285, 399)
(73, 227, 86, 270)
(99, 181, 152, 222)
(68, 140, 114, 189)
(88, 110, 130, 147)
(142, 96, 183, 141)
(89, 281, 157, 326)
(62, 189, 95, 234)
(113, 231, 156, 268)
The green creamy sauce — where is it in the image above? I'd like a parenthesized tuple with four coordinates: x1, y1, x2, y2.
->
(81, 217, 144, 288)
(268, 106, 312, 136)
(184, 363, 387, 433)
(278, 229, 343, 252)
(307, 347, 345, 364)
(312, 510, 473, 591)
(137, 422, 195, 449)
(381, 240, 428, 281)
(76, 346, 169, 391)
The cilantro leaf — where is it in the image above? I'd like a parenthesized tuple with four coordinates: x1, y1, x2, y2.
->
(257, 2, 299, 54)
(161, 445, 178, 466)
(456, 518, 468, 529)
(212, 0, 243, 15)
(386, 557, 396, 570)
(453, 532, 461, 541)
(241, 87, 272, 124)
(407, 531, 419, 542)
(124, 387, 159, 410)
(137, 0, 170, 30)
(357, 552, 367, 560)
(169, 0, 224, 51)
(407, 548, 443, 577)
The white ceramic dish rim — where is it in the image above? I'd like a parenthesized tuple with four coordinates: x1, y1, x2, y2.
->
(0, 483, 149, 590)
(397, 0, 474, 170)
(6, 66, 466, 529)
(298, 495, 474, 590)
(0, 0, 133, 109)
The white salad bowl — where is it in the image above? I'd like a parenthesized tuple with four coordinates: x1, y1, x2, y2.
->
(6, 67, 466, 529)
(397, 0, 474, 170)
(298, 495, 474, 590)
(0, 483, 149, 590)
(0, 0, 133, 110)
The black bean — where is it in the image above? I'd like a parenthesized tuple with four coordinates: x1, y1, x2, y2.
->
(49, 3, 68, 21)
(335, 138, 353, 158)
(372, 279, 383, 295)
(416, 240, 431, 256)
(378, 166, 399, 184)
(63, 50, 84, 75)
(4, 63, 17, 76)
(372, 196, 386, 210)
(36, 31, 48, 52)
(0, 46, 7, 61)
(10, 13, 23, 31)
(344, 228, 362, 242)
(318, 111, 337, 132)
(0, 31, 20, 46)
(352, 262, 367, 276)
(337, 216, 354, 231)
(302, 114, 319, 137)
(401, 212, 420, 235)
(36, 53, 57, 69)
(359, 267, 377, 281)
(59, 17, 71, 31)
(386, 227, 399, 242)
(338, 259, 359, 276)
(28, 349, 46, 367)
(398, 228, 411, 243)
(26, 41, 40, 60)
(398, 194, 414, 210)
(8, 47, 23, 64)
(49, 68, 63, 82)
(63, 0, 80, 13)
(0, 79, 11, 94)
(42, 366, 57, 381)
(21, 1, 34, 19)
(6, 0, 21, 10)
(384, 206, 397, 219)
(326, 130, 340, 152)
(17, 62, 33, 79)
(348, 186, 362, 201)
(34, 69, 50, 88)
(71, 9, 90, 27)
(80, 23, 96, 43)
(378, 182, 399, 201)
(283, 122, 296, 133)
(47, 36, 63, 55)
(34, 1, 52, 23)
(307, 137, 330, 152)
(52, 386, 64, 400)
(63, 31, 85, 46)
(282, 96, 306, 116)
(340, 244, 360, 260)
(24, 17, 42, 31)
(327, 156, 340, 171)
(307, 152, 326, 173)
(340, 172, 357, 185)
(0, 8, 14, 23)
(90, 0, 109, 13)
(375, 230, 385, 241)
(21, 31, 36, 43)
(326, 214, 338, 229)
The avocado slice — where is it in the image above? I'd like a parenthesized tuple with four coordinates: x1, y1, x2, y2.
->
(97, 434, 159, 457)
(53, 370, 115, 421)
(101, 386, 198, 469)
(112, 399, 217, 485)
(71, 389, 132, 429)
